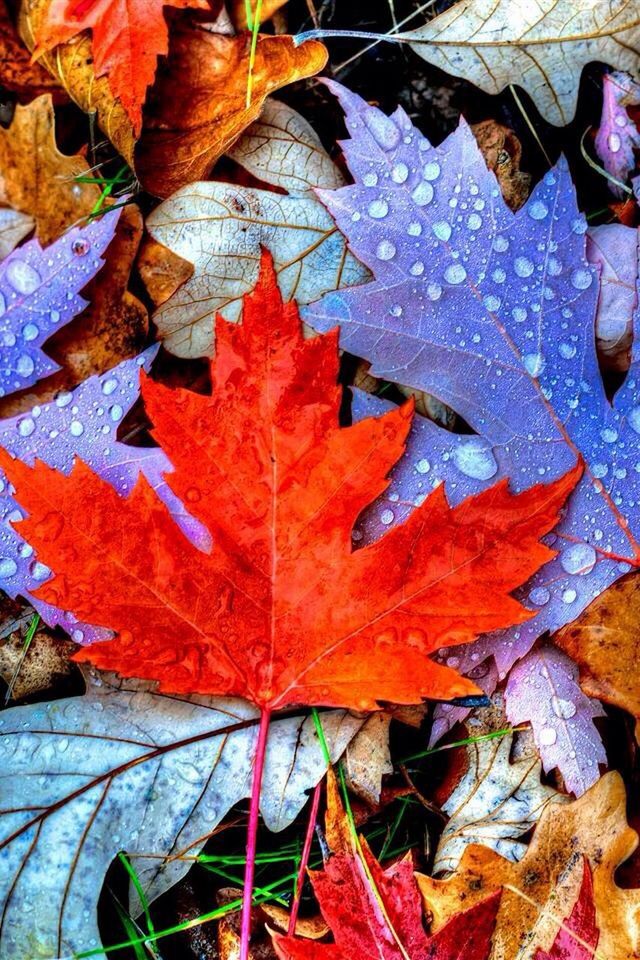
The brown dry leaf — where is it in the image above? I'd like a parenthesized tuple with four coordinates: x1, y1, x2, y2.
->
(0, 93, 100, 244)
(555, 573, 640, 719)
(0, 624, 77, 701)
(0, 0, 62, 101)
(231, 0, 289, 30)
(135, 23, 327, 197)
(19, 0, 137, 167)
(471, 120, 531, 211)
(418, 772, 640, 959)
(344, 712, 393, 806)
(137, 236, 194, 309)
(0, 204, 148, 418)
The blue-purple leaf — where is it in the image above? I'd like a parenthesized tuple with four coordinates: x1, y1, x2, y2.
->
(0, 212, 119, 397)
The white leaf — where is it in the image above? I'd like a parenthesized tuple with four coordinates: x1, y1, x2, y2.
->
(0, 671, 363, 960)
(401, 0, 640, 125)
(0, 207, 34, 260)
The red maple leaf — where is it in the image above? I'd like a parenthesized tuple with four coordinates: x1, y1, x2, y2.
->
(0, 251, 579, 715)
(33, 0, 210, 132)
(535, 859, 599, 960)
(273, 769, 501, 960)
(0, 251, 580, 713)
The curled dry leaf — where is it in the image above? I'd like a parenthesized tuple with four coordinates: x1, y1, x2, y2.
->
(343, 712, 393, 806)
(135, 25, 328, 197)
(0, 670, 363, 959)
(0, 93, 100, 244)
(418, 772, 640, 959)
(0, 203, 149, 419)
(0, 612, 77, 700)
(401, 0, 640, 126)
(146, 97, 368, 357)
(470, 119, 531, 211)
(555, 573, 640, 719)
(231, 0, 289, 30)
(433, 694, 563, 875)
(0, 207, 34, 260)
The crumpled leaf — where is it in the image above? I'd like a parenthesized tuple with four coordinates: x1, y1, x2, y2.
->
(433, 694, 562, 874)
(505, 644, 607, 796)
(535, 860, 599, 960)
(343, 712, 393, 806)
(0, 670, 364, 960)
(469, 119, 531, 211)
(32, 0, 210, 133)
(0, 93, 100, 244)
(398, 0, 640, 126)
(0, 203, 148, 419)
(306, 81, 640, 696)
(418, 772, 640, 960)
(0, 253, 579, 709)
(587, 222, 637, 371)
(273, 768, 501, 960)
(0, 207, 34, 261)
(555, 572, 640, 718)
(0, 605, 77, 700)
(0, 209, 119, 397)
(146, 97, 368, 357)
(595, 71, 640, 198)
(0, 350, 196, 644)
(136, 25, 328, 198)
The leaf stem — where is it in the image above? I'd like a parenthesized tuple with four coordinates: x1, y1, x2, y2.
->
(288, 779, 322, 934)
(239, 706, 271, 960)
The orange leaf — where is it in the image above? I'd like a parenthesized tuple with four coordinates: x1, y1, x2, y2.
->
(0, 252, 580, 711)
(32, 0, 211, 133)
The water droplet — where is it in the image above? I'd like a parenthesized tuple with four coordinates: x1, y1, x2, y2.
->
(6, 260, 41, 294)
(562, 588, 577, 604)
(427, 282, 442, 301)
(415, 458, 430, 474)
(444, 263, 466, 285)
(22, 323, 39, 342)
(380, 508, 395, 525)
(529, 586, 550, 606)
(391, 162, 409, 183)
(571, 268, 592, 290)
(368, 199, 389, 219)
(0, 558, 17, 577)
(363, 172, 378, 187)
(523, 353, 545, 377)
(410, 260, 424, 276)
(55, 390, 73, 408)
(16, 354, 35, 379)
(110, 404, 123, 421)
(628, 407, 640, 434)
(50, 309, 60, 323)
(407, 221, 422, 236)
(528, 200, 549, 220)
(452, 439, 498, 480)
(72, 628, 84, 642)
(376, 239, 396, 261)
(31, 561, 51, 581)
(422, 161, 440, 181)
(560, 543, 596, 576)
(70, 420, 84, 437)
(493, 236, 509, 252)
(559, 342, 576, 359)
(72, 237, 90, 256)
(551, 696, 577, 719)
(389, 304, 403, 317)
(539, 726, 557, 746)
(432, 220, 451, 242)
(467, 213, 482, 230)
(514, 256, 534, 278)
(483, 294, 500, 312)
(608, 132, 622, 153)
(17, 417, 35, 437)
(411, 182, 434, 206)
(600, 427, 618, 443)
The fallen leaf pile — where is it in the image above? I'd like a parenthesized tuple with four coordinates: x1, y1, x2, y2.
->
(1, 0, 640, 958)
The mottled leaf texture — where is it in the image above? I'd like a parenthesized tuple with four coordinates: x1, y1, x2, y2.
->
(147, 98, 368, 358)
(535, 860, 599, 960)
(273, 769, 501, 960)
(0, 671, 363, 960)
(418, 772, 640, 960)
(399, 0, 640, 126)
(433, 697, 562, 874)
(0, 351, 195, 643)
(0, 254, 578, 710)
(33, 0, 210, 133)
(595, 71, 640, 198)
(306, 82, 639, 702)
(0, 210, 118, 397)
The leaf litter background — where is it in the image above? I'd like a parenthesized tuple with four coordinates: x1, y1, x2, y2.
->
(1, 0, 640, 958)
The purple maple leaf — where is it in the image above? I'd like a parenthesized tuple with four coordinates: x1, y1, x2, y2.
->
(307, 81, 640, 668)
(595, 72, 640, 198)
(0, 351, 204, 643)
(0, 212, 120, 397)
(506, 645, 606, 796)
